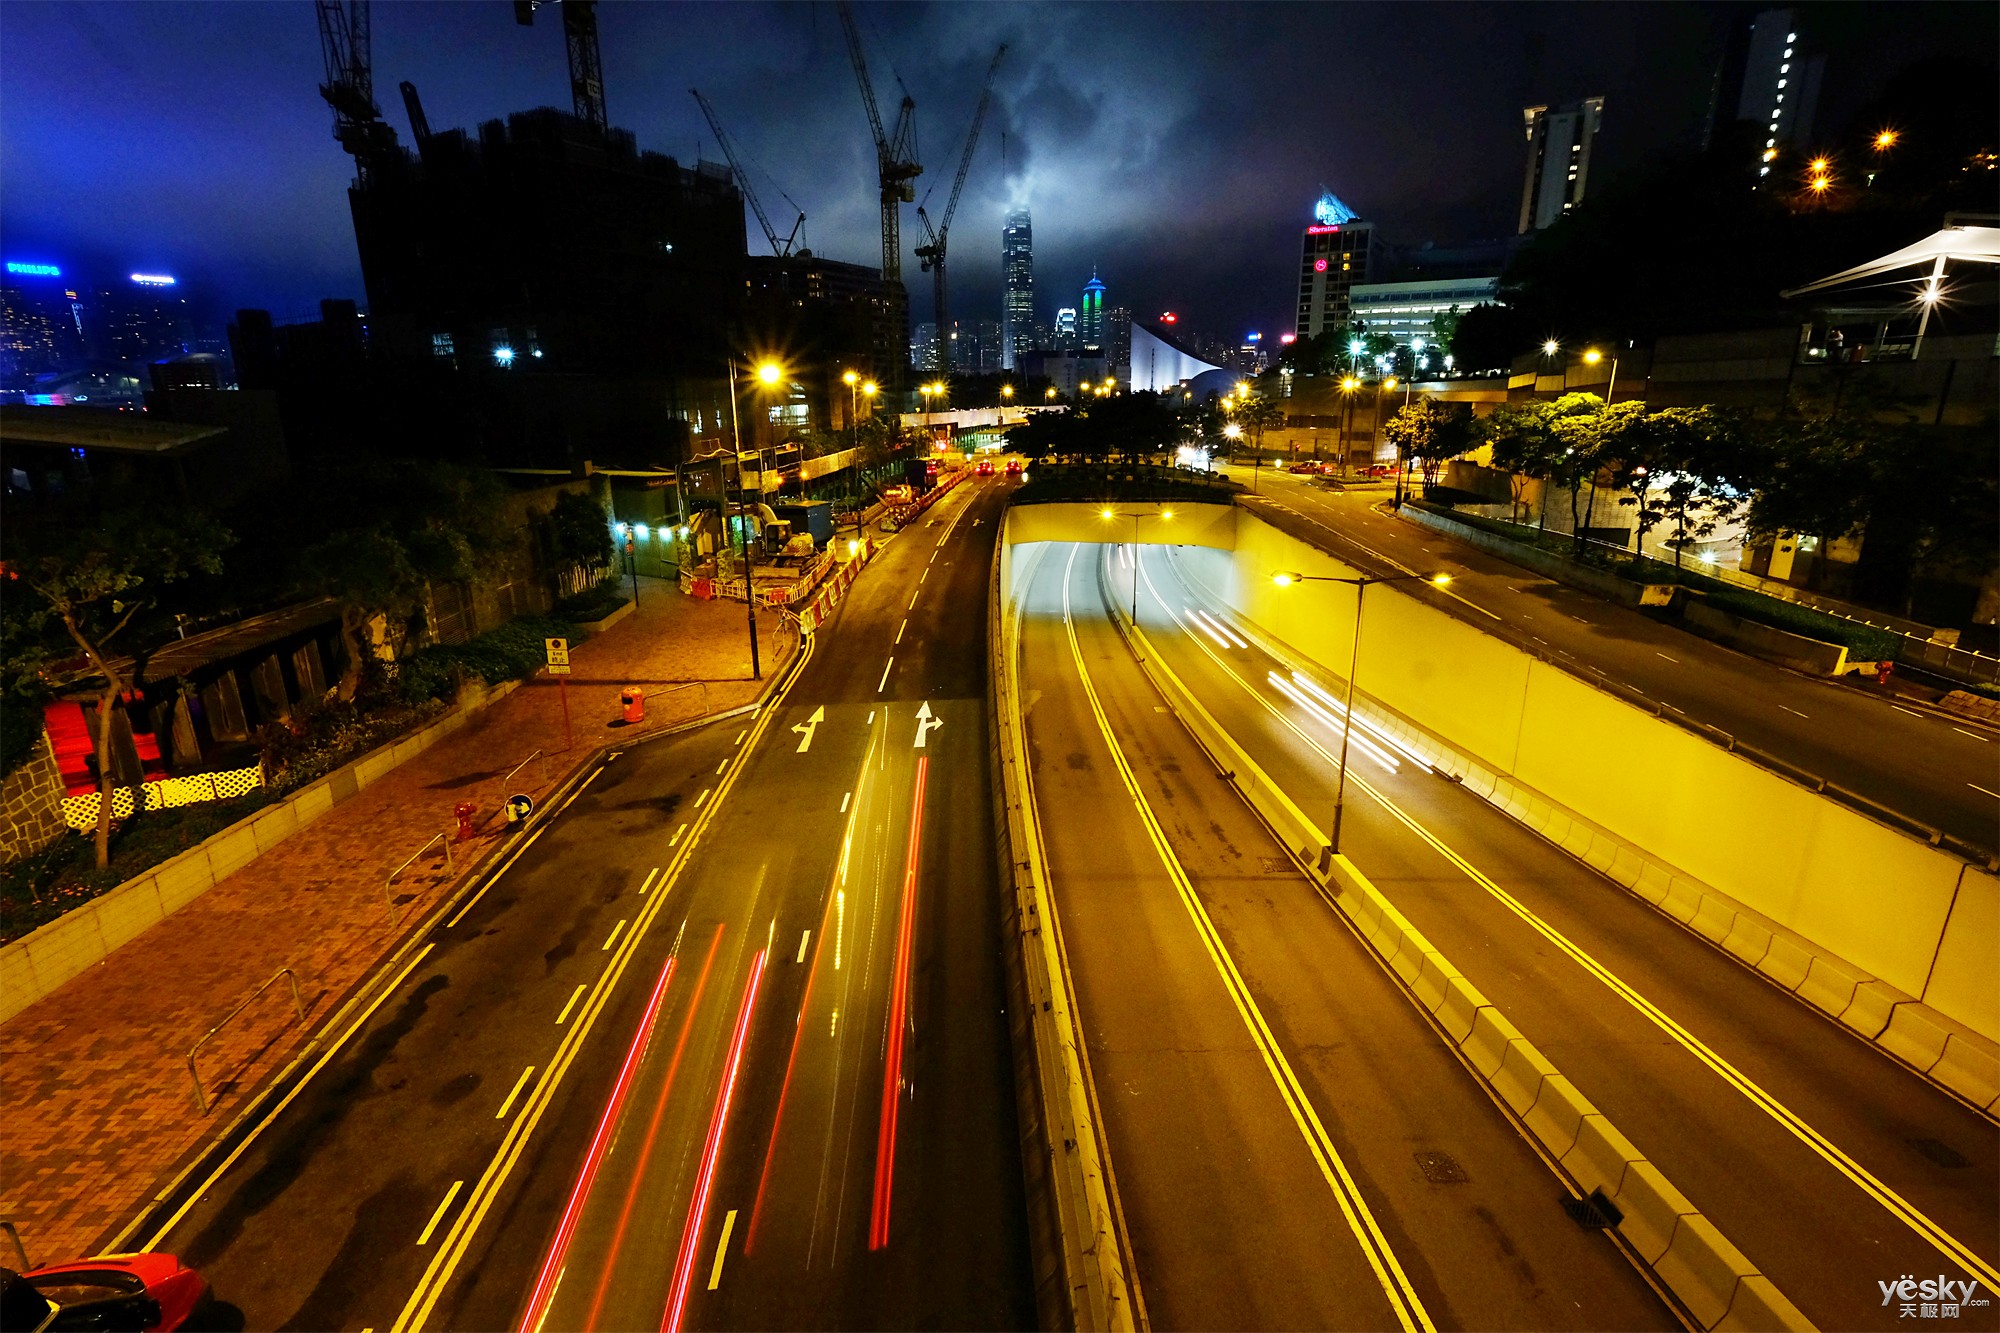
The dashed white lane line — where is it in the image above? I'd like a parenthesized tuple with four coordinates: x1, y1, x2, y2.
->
(1952, 728, 1989, 742)
(1971, 783, 2000, 801)
(908, 591, 920, 609)
(602, 919, 628, 951)
(669, 823, 688, 847)
(417, 1181, 465, 1246)
(495, 1066, 536, 1119)
(878, 657, 895, 692)
(694, 788, 712, 808)
(921, 568, 929, 583)
(896, 619, 907, 644)
(796, 929, 811, 963)
(841, 790, 852, 813)
(1780, 704, 1810, 718)
(1655, 652, 1680, 664)
(866, 710, 875, 724)
(638, 866, 661, 895)
(733, 730, 746, 745)
(1891, 704, 1925, 719)
(715, 758, 729, 775)
(556, 985, 587, 1025)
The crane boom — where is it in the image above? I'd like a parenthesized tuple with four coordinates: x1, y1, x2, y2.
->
(912, 45, 1005, 371)
(514, 0, 607, 133)
(399, 80, 431, 142)
(692, 89, 800, 258)
(837, 1, 920, 288)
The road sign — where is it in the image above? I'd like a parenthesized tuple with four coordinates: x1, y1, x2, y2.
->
(505, 793, 535, 824)
(545, 637, 571, 675)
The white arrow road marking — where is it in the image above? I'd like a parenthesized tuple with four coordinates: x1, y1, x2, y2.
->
(792, 704, 826, 752)
(914, 701, 944, 748)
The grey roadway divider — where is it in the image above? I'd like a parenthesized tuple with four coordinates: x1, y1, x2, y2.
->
(986, 534, 1136, 1333)
(1109, 583, 1811, 1333)
(1177, 561, 2000, 1122)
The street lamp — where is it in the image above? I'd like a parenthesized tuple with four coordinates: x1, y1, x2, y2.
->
(1270, 569, 1452, 865)
(727, 355, 787, 680)
(1102, 507, 1173, 634)
(1001, 382, 1015, 402)
(1582, 346, 1619, 408)
(1046, 385, 1058, 401)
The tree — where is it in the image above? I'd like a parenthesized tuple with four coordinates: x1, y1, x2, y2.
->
(1382, 399, 1479, 489)
(1240, 396, 1286, 454)
(1551, 398, 1645, 554)
(3, 491, 228, 868)
(549, 491, 615, 596)
(1479, 399, 1569, 525)
(293, 461, 515, 698)
(1617, 407, 1744, 566)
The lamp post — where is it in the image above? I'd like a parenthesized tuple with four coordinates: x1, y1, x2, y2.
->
(1102, 506, 1173, 638)
(1271, 568, 1451, 867)
(1339, 376, 1359, 476)
(727, 356, 785, 680)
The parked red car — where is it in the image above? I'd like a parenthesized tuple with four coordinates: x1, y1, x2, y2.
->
(1, 1254, 209, 1331)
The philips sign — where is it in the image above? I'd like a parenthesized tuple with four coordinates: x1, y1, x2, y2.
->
(6, 261, 61, 277)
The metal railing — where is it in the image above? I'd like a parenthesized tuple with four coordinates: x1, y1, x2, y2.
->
(385, 832, 454, 923)
(647, 681, 713, 713)
(186, 966, 306, 1115)
(499, 748, 546, 791)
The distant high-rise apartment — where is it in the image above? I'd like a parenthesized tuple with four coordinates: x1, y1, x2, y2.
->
(1518, 98, 1604, 233)
(1295, 191, 1380, 339)
(1080, 270, 1105, 347)
(1105, 306, 1132, 382)
(1054, 306, 1078, 348)
(1002, 207, 1034, 370)
(975, 319, 1004, 373)
(1732, 10, 1824, 180)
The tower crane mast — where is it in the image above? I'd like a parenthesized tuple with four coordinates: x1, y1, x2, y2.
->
(314, 0, 400, 181)
(514, 0, 608, 134)
(915, 45, 1006, 372)
(837, 2, 921, 287)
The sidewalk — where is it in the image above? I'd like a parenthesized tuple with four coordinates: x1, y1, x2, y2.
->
(0, 583, 793, 1265)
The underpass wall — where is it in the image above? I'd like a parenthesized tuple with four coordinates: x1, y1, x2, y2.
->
(1004, 501, 1238, 552)
(1172, 516, 1998, 1047)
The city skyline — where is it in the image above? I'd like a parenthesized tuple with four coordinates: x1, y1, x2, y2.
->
(3, 2, 1989, 347)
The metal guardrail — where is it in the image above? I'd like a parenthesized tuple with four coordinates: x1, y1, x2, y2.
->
(0, 1219, 30, 1270)
(1243, 498, 1999, 869)
(499, 748, 546, 790)
(186, 966, 306, 1115)
(385, 832, 454, 923)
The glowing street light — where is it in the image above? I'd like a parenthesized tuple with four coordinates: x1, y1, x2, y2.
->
(1101, 506, 1174, 632)
(757, 361, 783, 385)
(1874, 130, 1898, 150)
(1045, 386, 1058, 401)
(1001, 383, 1015, 400)
(1268, 569, 1452, 863)
(1542, 339, 1560, 357)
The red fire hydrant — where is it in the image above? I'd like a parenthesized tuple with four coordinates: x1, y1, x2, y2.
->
(1875, 659, 1895, 686)
(453, 801, 477, 842)
(621, 686, 645, 725)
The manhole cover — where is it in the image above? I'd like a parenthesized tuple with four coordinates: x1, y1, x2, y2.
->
(1259, 857, 1291, 875)
(1910, 1137, 1970, 1169)
(1413, 1151, 1467, 1184)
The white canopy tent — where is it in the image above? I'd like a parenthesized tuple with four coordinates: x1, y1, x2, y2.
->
(1782, 224, 2000, 354)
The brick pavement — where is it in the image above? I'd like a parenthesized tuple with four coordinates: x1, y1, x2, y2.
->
(0, 581, 794, 1265)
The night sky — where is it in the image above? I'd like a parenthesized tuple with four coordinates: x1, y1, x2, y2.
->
(3, 1, 1990, 345)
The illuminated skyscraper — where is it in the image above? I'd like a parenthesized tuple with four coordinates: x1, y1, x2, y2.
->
(1002, 207, 1034, 370)
(1080, 270, 1105, 347)
(1295, 192, 1379, 339)
(1054, 306, 1078, 348)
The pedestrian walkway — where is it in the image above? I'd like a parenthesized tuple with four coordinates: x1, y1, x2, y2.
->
(0, 584, 794, 1265)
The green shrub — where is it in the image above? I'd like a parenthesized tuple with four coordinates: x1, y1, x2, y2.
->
(257, 692, 445, 793)
(1, 790, 277, 944)
(396, 615, 587, 705)
(1690, 587, 1900, 659)
(554, 579, 626, 624)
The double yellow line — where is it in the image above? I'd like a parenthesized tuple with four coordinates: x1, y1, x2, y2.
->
(1055, 544, 1434, 1333)
(1157, 565, 2000, 1292)
(391, 631, 816, 1332)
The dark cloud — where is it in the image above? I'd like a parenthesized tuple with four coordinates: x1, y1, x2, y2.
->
(2, 1, 1989, 346)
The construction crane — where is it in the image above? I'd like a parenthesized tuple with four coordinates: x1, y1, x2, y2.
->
(691, 90, 805, 258)
(837, 2, 920, 287)
(314, 0, 400, 181)
(398, 80, 432, 143)
(513, 0, 608, 134)
(914, 45, 1006, 372)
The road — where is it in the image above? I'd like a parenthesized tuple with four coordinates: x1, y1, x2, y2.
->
(1015, 537, 1675, 1332)
(1092, 533, 2000, 1331)
(1227, 464, 2000, 858)
(132, 473, 1034, 1332)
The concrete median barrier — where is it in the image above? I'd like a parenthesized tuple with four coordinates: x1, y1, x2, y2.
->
(1655, 1213, 1766, 1331)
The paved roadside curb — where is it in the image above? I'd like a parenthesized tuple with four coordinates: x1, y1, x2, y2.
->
(96, 649, 808, 1259)
(1111, 585, 1811, 1333)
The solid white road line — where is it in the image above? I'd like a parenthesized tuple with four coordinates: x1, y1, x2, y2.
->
(495, 1067, 535, 1119)
(417, 1182, 464, 1246)
(1971, 783, 2000, 801)
(555, 985, 587, 1025)
(669, 823, 688, 847)
(602, 919, 628, 951)
(878, 657, 895, 692)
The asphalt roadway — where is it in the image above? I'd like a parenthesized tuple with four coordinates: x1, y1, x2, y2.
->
(1026, 532, 1998, 1332)
(1226, 464, 2000, 859)
(1017, 538, 1674, 1332)
(131, 473, 1034, 1332)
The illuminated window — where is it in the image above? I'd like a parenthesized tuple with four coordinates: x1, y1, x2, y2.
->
(1777, 79, 1786, 88)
